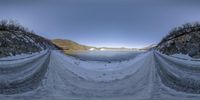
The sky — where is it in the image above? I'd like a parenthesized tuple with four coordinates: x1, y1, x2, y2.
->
(0, 0, 200, 48)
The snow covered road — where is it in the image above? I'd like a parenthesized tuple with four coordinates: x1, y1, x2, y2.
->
(1, 50, 200, 100)
(0, 50, 50, 95)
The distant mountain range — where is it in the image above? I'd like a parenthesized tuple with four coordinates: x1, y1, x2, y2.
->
(52, 39, 156, 52)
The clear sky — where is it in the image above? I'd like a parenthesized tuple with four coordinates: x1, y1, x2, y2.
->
(0, 0, 200, 48)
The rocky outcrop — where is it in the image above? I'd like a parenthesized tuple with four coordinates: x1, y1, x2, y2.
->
(157, 22, 200, 58)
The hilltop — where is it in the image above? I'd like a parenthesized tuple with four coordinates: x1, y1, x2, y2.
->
(52, 39, 93, 51)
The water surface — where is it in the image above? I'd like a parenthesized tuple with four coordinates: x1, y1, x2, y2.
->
(67, 51, 144, 62)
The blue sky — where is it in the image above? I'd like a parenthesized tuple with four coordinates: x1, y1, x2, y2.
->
(0, 0, 200, 48)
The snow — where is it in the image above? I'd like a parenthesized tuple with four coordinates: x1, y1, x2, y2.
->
(171, 53, 191, 59)
(89, 48, 95, 51)
(50, 51, 150, 82)
(0, 50, 48, 61)
(100, 48, 105, 51)
(0, 50, 50, 92)
(171, 53, 200, 61)
(171, 53, 193, 60)
(1, 50, 200, 100)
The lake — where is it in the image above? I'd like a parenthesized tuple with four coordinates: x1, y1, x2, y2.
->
(67, 51, 144, 62)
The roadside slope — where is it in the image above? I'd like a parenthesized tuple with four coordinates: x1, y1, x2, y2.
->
(0, 20, 57, 58)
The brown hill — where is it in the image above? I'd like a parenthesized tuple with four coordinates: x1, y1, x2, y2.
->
(52, 39, 92, 51)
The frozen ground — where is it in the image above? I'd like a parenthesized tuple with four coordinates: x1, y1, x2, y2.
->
(1, 50, 200, 100)
(171, 53, 200, 61)
(0, 50, 49, 61)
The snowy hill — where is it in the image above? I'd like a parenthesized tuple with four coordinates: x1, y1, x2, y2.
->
(157, 22, 200, 58)
(0, 20, 57, 58)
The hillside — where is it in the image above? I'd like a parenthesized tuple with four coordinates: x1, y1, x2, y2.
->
(52, 39, 93, 51)
(157, 22, 200, 58)
(0, 20, 57, 58)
